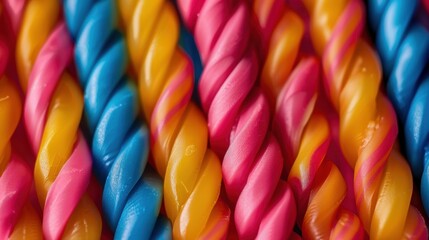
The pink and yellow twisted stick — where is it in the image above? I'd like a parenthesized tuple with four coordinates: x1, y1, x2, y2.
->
(14, 0, 102, 239)
(178, 0, 297, 238)
(253, 1, 364, 236)
(276, 57, 364, 239)
(253, 0, 304, 107)
(303, 0, 428, 238)
(118, 1, 230, 239)
(0, 42, 40, 240)
(0, 2, 42, 238)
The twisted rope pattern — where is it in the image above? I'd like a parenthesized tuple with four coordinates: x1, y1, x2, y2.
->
(0, 3, 42, 237)
(178, 0, 297, 238)
(368, 0, 429, 217)
(253, 0, 306, 171)
(304, 0, 428, 238)
(63, 0, 169, 238)
(253, 1, 364, 236)
(253, 0, 304, 106)
(118, 0, 230, 238)
(15, 0, 102, 239)
(277, 58, 365, 239)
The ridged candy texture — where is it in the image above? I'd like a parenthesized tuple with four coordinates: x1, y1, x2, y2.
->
(15, 0, 103, 239)
(0, 2, 42, 238)
(368, 0, 429, 217)
(278, 57, 365, 239)
(117, 0, 230, 238)
(0, 88, 41, 240)
(62, 0, 168, 238)
(178, 0, 297, 238)
(304, 0, 428, 238)
(253, 1, 364, 236)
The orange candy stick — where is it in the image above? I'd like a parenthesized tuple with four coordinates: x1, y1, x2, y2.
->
(117, 1, 230, 239)
(303, 0, 428, 238)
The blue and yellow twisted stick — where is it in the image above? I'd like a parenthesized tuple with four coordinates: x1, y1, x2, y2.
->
(63, 0, 170, 238)
(368, 0, 429, 217)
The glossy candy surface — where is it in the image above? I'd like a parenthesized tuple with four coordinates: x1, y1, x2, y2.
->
(0, 1, 42, 238)
(117, 0, 231, 239)
(277, 57, 365, 239)
(178, 0, 297, 238)
(304, 0, 428, 238)
(253, 1, 364, 236)
(63, 0, 168, 238)
(2, 1, 429, 239)
(368, 0, 429, 218)
(15, 0, 103, 238)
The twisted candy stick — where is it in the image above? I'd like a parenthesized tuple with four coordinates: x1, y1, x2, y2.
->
(178, 0, 297, 238)
(253, 0, 304, 106)
(253, 0, 305, 171)
(368, 0, 429, 215)
(62, 0, 169, 238)
(16, 1, 102, 239)
(1, 0, 27, 35)
(118, 0, 230, 238)
(304, 0, 428, 238)
(276, 57, 365, 239)
(0, 7, 42, 237)
(254, 1, 365, 236)
(252, 2, 364, 238)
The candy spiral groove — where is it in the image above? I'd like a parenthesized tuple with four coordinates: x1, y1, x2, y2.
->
(118, 0, 231, 238)
(15, 0, 103, 238)
(177, 0, 297, 238)
(0, 2, 42, 238)
(63, 0, 168, 238)
(304, 0, 428, 238)
(368, 0, 429, 216)
(253, 1, 365, 237)
(276, 57, 365, 239)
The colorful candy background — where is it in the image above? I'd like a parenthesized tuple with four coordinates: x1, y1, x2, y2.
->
(0, 0, 428, 239)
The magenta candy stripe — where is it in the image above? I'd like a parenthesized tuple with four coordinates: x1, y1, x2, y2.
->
(152, 86, 192, 144)
(207, 49, 258, 155)
(24, 23, 72, 152)
(410, 209, 426, 238)
(291, 136, 330, 218)
(307, 138, 331, 188)
(322, 97, 357, 213)
(198, 3, 251, 112)
(151, 58, 193, 143)
(24, 23, 92, 239)
(0, 3, 36, 238)
(198, 57, 234, 113)
(43, 133, 91, 240)
(323, 0, 363, 97)
(274, 58, 319, 172)
(178, 0, 203, 31)
(194, 1, 237, 63)
(177, 0, 297, 237)
(354, 125, 396, 207)
(325, 1, 363, 72)
(234, 135, 283, 238)
(0, 154, 32, 239)
(222, 89, 270, 202)
(255, 0, 284, 47)
(354, 102, 397, 207)
(2, 0, 26, 35)
(0, 41, 7, 74)
(256, 181, 296, 239)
